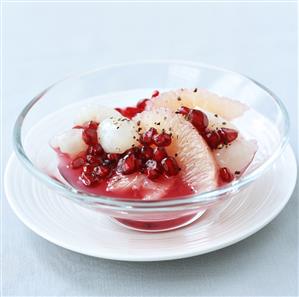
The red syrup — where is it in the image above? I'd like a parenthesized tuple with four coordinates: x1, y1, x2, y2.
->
(58, 153, 193, 199)
(57, 153, 198, 232)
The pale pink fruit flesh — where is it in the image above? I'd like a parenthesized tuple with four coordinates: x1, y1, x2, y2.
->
(214, 137, 257, 175)
(107, 173, 174, 200)
(148, 88, 248, 120)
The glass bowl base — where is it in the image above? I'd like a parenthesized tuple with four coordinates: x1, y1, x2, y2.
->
(112, 210, 206, 232)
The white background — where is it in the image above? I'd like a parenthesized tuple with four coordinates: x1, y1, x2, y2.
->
(2, 2, 298, 296)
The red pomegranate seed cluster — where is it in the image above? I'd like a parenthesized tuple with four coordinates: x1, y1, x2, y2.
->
(177, 106, 238, 149)
(116, 128, 180, 179)
(69, 121, 114, 186)
(82, 121, 99, 145)
(115, 90, 159, 119)
(204, 128, 238, 149)
(70, 122, 180, 186)
(139, 127, 157, 145)
(139, 128, 172, 147)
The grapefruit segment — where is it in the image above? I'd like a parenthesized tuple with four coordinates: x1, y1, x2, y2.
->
(107, 173, 174, 200)
(205, 109, 257, 175)
(214, 138, 257, 175)
(148, 89, 248, 120)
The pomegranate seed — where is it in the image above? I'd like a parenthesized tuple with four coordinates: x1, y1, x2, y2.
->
(153, 131, 172, 147)
(117, 153, 137, 175)
(219, 128, 238, 144)
(126, 147, 141, 158)
(161, 157, 180, 176)
(219, 167, 234, 183)
(177, 106, 190, 116)
(70, 156, 85, 169)
(141, 146, 153, 160)
(79, 173, 92, 186)
(82, 127, 98, 145)
(145, 159, 161, 180)
(186, 109, 208, 133)
(151, 90, 159, 98)
(106, 153, 120, 162)
(126, 107, 140, 118)
(204, 131, 222, 149)
(83, 164, 94, 174)
(115, 107, 139, 119)
(116, 97, 150, 120)
(115, 107, 123, 114)
(87, 144, 103, 156)
(84, 121, 99, 130)
(93, 164, 111, 178)
(140, 127, 158, 145)
(73, 125, 84, 129)
(79, 172, 98, 186)
(204, 127, 238, 149)
(153, 147, 168, 162)
(86, 154, 101, 165)
(136, 158, 146, 172)
(137, 98, 149, 111)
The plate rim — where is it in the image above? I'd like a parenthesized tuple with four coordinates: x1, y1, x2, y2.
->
(4, 145, 298, 262)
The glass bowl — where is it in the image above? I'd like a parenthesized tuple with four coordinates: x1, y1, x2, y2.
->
(13, 60, 289, 232)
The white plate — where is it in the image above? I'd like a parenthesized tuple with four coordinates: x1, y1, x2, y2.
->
(4, 145, 297, 261)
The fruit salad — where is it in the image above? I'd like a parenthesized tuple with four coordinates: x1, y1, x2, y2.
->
(50, 88, 257, 200)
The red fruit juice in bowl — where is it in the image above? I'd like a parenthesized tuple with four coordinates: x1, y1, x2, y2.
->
(56, 143, 201, 232)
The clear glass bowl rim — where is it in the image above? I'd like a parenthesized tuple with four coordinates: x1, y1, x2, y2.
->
(13, 60, 290, 209)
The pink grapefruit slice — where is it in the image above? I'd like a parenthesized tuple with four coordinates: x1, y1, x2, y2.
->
(107, 173, 175, 200)
(147, 88, 248, 120)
